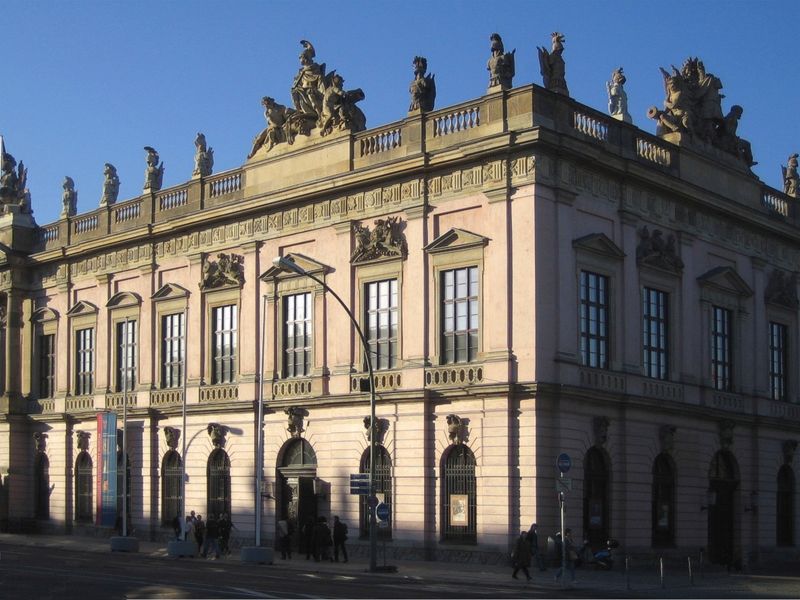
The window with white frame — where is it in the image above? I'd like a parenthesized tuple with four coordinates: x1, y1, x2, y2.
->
(441, 267, 479, 364)
(211, 304, 237, 384)
(161, 313, 185, 389)
(642, 288, 669, 380)
(115, 320, 137, 392)
(75, 327, 94, 395)
(769, 321, 788, 401)
(284, 292, 312, 377)
(580, 271, 609, 369)
(38, 333, 56, 399)
(365, 279, 398, 370)
(710, 305, 732, 391)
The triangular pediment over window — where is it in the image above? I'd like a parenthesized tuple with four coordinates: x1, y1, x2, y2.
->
(31, 307, 59, 323)
(66, 300, 98, 316)
(106, 291, 142, 308)
(572, 233, 625, 260)
(259, 253, 330, 281)
(697, 266, 753, 297)
(424, 228, 489, 254)
(151, 283, 190, 301)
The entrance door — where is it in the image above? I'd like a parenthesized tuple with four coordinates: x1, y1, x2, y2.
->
(707, 450, 739, 566)
(277, 438, 318, 554)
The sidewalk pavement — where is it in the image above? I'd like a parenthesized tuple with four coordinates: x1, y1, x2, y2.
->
(1, 532, 798, 598)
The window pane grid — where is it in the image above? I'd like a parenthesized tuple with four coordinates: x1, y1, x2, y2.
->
(711, 306, 732, 391)
(38, 334, 56, 399)
(161, 313, 185, 389)
(580, 271, 609, 369)
(769, 321, 788, 401)
(366, 279, 398, 370)
(642, 288, 669, 380)
(212, 305, 237, 384)
(441, 267, 479, 364)
(116, 320, 137, 392)
(284, 293, 312, 378)
(75, 328, 94, 396)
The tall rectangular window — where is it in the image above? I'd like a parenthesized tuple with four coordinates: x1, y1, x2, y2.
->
(441, 267, 479, 364)
(769, 321, 788, 401)
(115, 320, 137, 392)
(642, 288, 669, 380)
(580, 271, 609, 369)
(366, 279, 398, 370)
(211, 305, 237, 384)
(711, 306, 732, 391)
(75, 327, 94, 395)
(284, 293, 312, 377)
(38, 334, 56, 399)
(161, 313, 185, 389)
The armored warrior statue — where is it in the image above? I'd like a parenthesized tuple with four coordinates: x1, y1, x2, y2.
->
(606, 67, 631, 123)
(61, 176, 77, 218)
(487, 33, 515, 90)
(143, 146, 165, 192)
(538, 32, 568, 96)
(248, 97, 296, 158)
(783, 153, 799, 198)
(100, 163, 120, 206)
(0, 150, 27, 206)
(409, 56, 436, 112)
(291, 40, 326, 118)
(319, 74, 366, 136)
(192, 132, 214, 177)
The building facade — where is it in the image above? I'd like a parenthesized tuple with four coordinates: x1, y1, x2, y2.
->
(0, 40, 798, 566)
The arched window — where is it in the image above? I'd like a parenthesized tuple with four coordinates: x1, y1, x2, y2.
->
(75, 451, 93, 523)
(281, 438, 317, 468)
(777, 465, 795, 546)
(162, 450, 182, 526)
(442, 444, 476, 543)
(583, 447, 610, 549)
(707, 450, 740, 565)
(207, 448, 231, 518)
(360, 445, 392, 539)
(34, 452, 50, 520)
(652, 453, 675, 546)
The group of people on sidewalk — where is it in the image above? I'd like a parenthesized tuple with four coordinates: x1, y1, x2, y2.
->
(511, 523, 578, 584)
(172, 511, 234, 559)
(277, 514, 349, 563)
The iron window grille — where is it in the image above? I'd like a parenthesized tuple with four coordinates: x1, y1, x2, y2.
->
(75, 327, 94, 396)
(207, 448, 231, 517)
(580, 271, 609, 369)
(642, 288, 669, 379)
(38, 334, 56, 399)
(75, 451, 93, 522)
(284, 293, 312, 378)
(442, 444, 477, 543)
(365, 279, 399, 370)
(710, 306, 732, 391)
(441, 267, 479, 364)
(161, 450, 182, 526)
(161, 313, 185, 389)
(211, 305, 237, 384)
(360, 445, 392, 540)
(116, 320, 137, 392)
(769, 322, 788, 401)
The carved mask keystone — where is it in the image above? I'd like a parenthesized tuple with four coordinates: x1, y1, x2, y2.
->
(659, 425, 676, 454)
(446, 414, 463, 444)
(719, 420, 735, 451)
(76, 430, 90, 451)
(783, 440, 798, 465)
(164, 426, 180, 450)
(363, 416, 386, 444)
(286, 407, 307, 438)
(207, 423, 226, 448)
(593, 416, 610, 447)
(33, 432, 48, 453)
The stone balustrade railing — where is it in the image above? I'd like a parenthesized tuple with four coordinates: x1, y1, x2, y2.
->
(158, 186, 189, 211)
(66, 395, 94, 412)
(351, 371, 403, 392)
(105, 392, 137, 409)
(273, 378, 312, 399)
(150, 389, 184, 406)
(199, 384, 239, 403)
(73, 214, 99, 235)
(573, 110, 609, 142)
(358, 127, 402, 156)
(207, 170, 243, 199)
(41, 225, 59, 243)
(113, 199, 141, 224)
(432, 105, 481, 137)
(425, 364, 484, 387)
(636, 137, 672, 167)
(762, 188, 790, 217)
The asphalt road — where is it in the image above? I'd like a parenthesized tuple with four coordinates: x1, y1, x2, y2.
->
(0, 542, 607, 599)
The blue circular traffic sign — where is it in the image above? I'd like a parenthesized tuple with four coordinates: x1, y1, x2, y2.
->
(376, 503, 391, 521)
(557, 453, 572, 474)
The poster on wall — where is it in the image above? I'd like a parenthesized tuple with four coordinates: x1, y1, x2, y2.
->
(450, 494, 468, 526)
(96, 411, 118, 527)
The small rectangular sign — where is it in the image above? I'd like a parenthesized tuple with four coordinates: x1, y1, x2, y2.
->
(556, 477, 572, 493)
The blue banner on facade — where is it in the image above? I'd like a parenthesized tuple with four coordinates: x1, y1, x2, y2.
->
(97, 412, 118, 527)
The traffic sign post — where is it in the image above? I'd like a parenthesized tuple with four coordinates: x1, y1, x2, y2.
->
(350, 473, 371, 495)
(376, 503, 390, 522)
(556, 453, 571, 589)
(557, 453, 572, 474)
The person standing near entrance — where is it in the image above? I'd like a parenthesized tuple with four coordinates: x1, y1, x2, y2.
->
(333, 515, 348, 563)
(554, 528, 577, 584)
(195, 514, 205, 554)
(526, 522, 546, 571)
(511, 530, 532, 581)
(277, 515, 292, 559)
(302, 516, 315, 560)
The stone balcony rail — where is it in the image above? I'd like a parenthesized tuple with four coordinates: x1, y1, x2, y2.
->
(425, 364, 484, 388)
(199, 384, 239, 403)
(105, 392, 137, 409)
(28, 398, 56, 414)
(272, 378, 313, 399)
(350, 371, 403, 393)
(150, 388, 184, 407)
(37, 83, 796, 250)
(65, 395, 94, 413)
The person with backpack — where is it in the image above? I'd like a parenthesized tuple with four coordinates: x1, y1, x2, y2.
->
(333, 515, 348, 563)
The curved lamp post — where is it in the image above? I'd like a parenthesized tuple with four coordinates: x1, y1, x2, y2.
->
(272, 256, 378, 572)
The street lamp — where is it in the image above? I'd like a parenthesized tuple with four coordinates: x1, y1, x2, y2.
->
(271, 256, 378, 572)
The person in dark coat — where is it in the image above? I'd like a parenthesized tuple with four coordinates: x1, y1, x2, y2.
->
(302, 517, 315, 560)
(332, 515, 348, 563)
(312, 516, 333, 562)
(194, 514, 205, 554)
(526, 522, 546, 571)
(512, 530, 532, 581)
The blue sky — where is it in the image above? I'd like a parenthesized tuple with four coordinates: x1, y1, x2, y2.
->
(3, 0, 797, 226)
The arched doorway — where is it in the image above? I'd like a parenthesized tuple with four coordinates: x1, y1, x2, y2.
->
(708, 450, 740, 565)
(75, 451, 93, 523)
(583, 447, 610, 549)
(776, 464, 795, 547)
(651, 453, 675, 547)
(207, 448, 231, 517)
(34, 452, 50, 520)
(277, 438, 317, 554)
(360, 445, 392, 539)
(441, 444, 476, 543)
(161, 450, 182, 526)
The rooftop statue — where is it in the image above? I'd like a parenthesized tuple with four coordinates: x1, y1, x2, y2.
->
(606, 67, 631, 123)
(61, 176, 77, 218)
(320, 74, 366, 136)
(783, 153, 799, 198)
(0, 150, 28, 206)
(538, 32, 568, 96)
(248, 97, 295, 158)
(647, 57, 755, 167)
(409, 56, 436, 112)
(487, 33, 515, 90)
(143, 146, 165, 192)
(100, 163, 120, 206)
(192, 132, 214, 177)
(291, 40, 326, 118)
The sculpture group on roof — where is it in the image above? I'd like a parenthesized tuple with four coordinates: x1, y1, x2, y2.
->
(193, 132, 214, 178)
(0, 145, 30, 213)
(538, 32, 569, 96)
(783, 153, 799, 198)
(606, 67, 631, 123)
(487, 33, 515, 90)
(409, 56, 436, 112)
(647, 57, 755, 167)
(143, 146, 165, 192)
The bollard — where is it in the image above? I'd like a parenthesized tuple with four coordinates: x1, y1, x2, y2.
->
(625, 555, 630, 591)
(659, 556, 665, 589)
(688, 556, 693, 585)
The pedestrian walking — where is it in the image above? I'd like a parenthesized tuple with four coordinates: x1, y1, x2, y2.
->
(277, 516, 292, 559)
(526, 522, 546, 571)
(302, 517, 315, 560)
(202, 514, 221, 559)
(511, 530, 532, 581)
(332, 515, 348, 563)
(554, 528, 577, 583)
(195, 514, 205, 554)
(218, 512, 231, 555)
(184, 515, 196, 544)
(313, 516, 333, 562)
